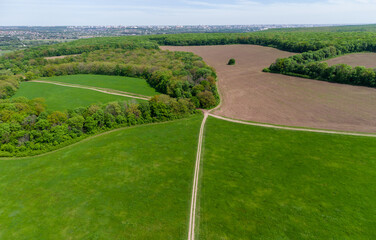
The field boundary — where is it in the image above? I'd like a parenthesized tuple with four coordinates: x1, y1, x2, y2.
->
(188, 111, 208, 240)
(31, 80, 151, 100)
(208, 113, 376, 137)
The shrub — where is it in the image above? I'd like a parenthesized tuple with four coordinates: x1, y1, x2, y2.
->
(197, 91, 216, 108)
(227, 58, 236, 65)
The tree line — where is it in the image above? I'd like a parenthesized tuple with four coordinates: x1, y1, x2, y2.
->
(0, 95, 198, 157)
(265, 46, 376, 87)
(0, 75, 20, 99)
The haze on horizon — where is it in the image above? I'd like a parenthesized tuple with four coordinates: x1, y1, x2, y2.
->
(0, 0, 375, 26)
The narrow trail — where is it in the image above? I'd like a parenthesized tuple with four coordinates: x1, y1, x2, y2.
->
(31, 80, 151, 101)
(188, 111, 208, 240)
(208, 113, 376, 138)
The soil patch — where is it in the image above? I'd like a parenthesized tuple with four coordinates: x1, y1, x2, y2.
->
(325, 53, 376, 68)
(162, 45, 376, 133)
(44, 54, 80, 60)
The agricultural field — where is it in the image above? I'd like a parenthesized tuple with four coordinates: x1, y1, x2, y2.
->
(325, 52, 376, 68)
(1, 24, 376, 240)
(0, 115, 202, 239)
(162, 45, 376, 133)
(37, 74, 159, 97)
(12, 81, 145, 111)
(199, 117, 376, 239)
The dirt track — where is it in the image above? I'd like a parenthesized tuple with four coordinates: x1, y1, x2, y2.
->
(325, 53, 376, 68)
(162, 45, 376, 133)
(31, 80, 150, 100)
(44, 54, 79, 60)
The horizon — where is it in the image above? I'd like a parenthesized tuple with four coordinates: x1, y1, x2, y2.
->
(0, 24, 374, 27)
(1, 0, 376, 26)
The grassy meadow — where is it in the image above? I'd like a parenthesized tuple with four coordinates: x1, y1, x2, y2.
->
(198, 117, 376, 239)
(0, 115, 202, 240)
(0, 50, 12, 56)
(38, 74, 159, 96)
(12, 81, 145, 111)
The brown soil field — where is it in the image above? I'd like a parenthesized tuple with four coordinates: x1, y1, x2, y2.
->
(325, 53, 376, 68)
(161, 45, 376, 133)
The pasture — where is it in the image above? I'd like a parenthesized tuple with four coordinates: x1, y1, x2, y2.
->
(0, 115, 202, 239)
(198, 117, 376, 239)
(37, 74, 159, 96)
(12, 81, 145, 111)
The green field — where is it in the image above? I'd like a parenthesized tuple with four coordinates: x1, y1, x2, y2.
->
(199, 117, 376, 239)
(0, 50, 12, 56)
(12, 81, 146, 111)
(38, 75, 159, 96)
(0, 115, 202, 239)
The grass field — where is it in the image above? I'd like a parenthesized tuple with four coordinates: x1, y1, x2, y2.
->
(0, 50, 12, 56)
(38, 74, 159, 96)
(0, 115, 202, 240)
(12, 81, 146, 111)
(199, 117, 376, 239)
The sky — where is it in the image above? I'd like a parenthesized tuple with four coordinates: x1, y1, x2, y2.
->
(0, 0, 376, 26)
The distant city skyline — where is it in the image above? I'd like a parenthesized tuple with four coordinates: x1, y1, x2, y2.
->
(1, 0, 376, 26)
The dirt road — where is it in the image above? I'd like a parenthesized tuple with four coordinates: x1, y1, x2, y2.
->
(31, 80, 151, 100)
(188, 111, 208, 240)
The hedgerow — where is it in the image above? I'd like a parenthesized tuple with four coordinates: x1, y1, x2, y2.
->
(0, 95, 198, 157)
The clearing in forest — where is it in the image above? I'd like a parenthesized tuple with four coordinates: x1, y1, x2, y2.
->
(37, 74, 159, 97)
(12, 81, 145, 111)
(162, 45, 376, 133)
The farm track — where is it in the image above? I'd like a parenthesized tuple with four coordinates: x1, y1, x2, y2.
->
(31, 80, 151, 100)
(208, 113, 376, 138)
(187, 112, 376, 239)
(188, 111, 208, 240)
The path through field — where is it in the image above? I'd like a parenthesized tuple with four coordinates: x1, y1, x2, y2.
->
(187, 111, 376, 239)
(188, 111, 208, 240)
(208, 113, 376, 137)
(181, 45, 376, 239)
(31, 80, 151, 100)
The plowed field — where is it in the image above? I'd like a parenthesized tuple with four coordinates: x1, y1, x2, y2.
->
(162, 45, 376, 133)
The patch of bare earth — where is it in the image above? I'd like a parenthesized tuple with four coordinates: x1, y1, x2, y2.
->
(325, 53, 376, 68)
(161, 45, 376, 133)
(44, 54, 79, 60)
